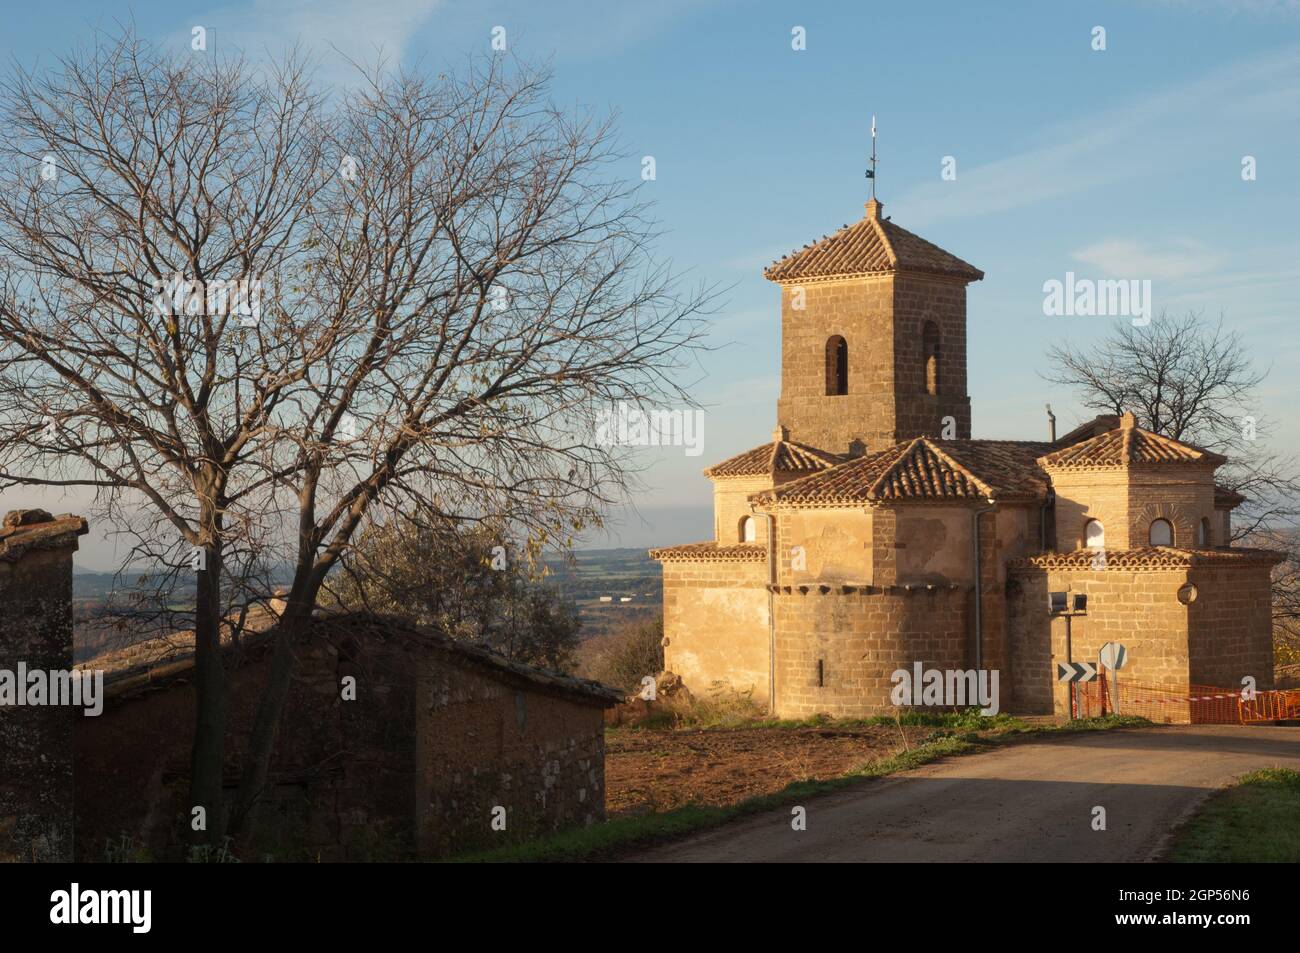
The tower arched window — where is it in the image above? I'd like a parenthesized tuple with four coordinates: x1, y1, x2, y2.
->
(922, 321, 940, 395)
(825, 335, 848, 396)
(739, 516, 756, 543)
(1149, 518, 1173, 547)
(1084, 519, 1104, 549)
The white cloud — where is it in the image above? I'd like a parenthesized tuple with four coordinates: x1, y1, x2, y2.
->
(182, 0, 443, 81)
(894, 43, 1300, 227)
(1071, 238, 1224, 280)
(1148, 0, 1300, 15)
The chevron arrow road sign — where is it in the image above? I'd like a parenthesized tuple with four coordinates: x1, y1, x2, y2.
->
(1056, 661, 1098, 683)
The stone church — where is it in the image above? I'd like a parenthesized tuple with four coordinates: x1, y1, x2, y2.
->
(651, 196, 1280, 719)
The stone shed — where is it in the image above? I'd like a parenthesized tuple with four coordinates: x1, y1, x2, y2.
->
(74, 611, 622, 861)
(0, 512, 620, 862)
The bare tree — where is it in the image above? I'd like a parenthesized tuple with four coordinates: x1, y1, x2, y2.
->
(1044, 310, 1300, 669)
(0, 28, 712, 843)
(1044, 310, 1299, 537)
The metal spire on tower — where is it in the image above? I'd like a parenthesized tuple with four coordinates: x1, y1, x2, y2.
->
(865, 114, 878, 198)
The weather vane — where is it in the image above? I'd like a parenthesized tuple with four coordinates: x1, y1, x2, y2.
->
(865, 114, 877, 198)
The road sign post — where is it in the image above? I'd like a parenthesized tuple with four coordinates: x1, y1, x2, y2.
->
(1050, 591, 1089, 720)
(1099, 642, 1128, 715)
(1066, 614, 1074, 719)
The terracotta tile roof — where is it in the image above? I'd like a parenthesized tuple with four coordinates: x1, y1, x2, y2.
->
(753, 437, 1052, 506)
(939, 440, 1055, 499)
(763, 201, 983, 284)
(1052, 414, 1120, 448)
(648, 541, 767, 563)
(1038, 421, 1226, 469)
(704, 438, 842, 479)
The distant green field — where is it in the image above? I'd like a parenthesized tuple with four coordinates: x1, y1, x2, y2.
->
(74, 548, 664, 648)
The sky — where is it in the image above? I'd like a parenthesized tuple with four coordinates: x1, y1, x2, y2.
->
(2, 0, 1298, 568)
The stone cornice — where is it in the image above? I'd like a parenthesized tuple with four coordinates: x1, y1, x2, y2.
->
(1008, 546, 1284, 572)
(649, 541, 767, 563)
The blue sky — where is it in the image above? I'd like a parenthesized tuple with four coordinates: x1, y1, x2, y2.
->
(3, 0, 1299, 565)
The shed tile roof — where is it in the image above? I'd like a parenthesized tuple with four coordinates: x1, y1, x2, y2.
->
(753, 437, 1051, 506)
(764, 200, 983, 284)
(88, 611, 623, 707)
(704, 438, 842, 479)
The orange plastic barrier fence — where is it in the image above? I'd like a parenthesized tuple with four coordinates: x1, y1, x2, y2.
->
(1076, 678, 1300, 725)
(1239, 689, 1300, 724)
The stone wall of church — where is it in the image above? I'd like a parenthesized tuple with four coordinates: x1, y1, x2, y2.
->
(771, 585, 970, 718)
(1007, 563, 1193, 719)
(777, 508, 874, 585)
(660, 558, 770, 701)
(1185, 561, 1275, 692)
(1007, 554, 1276, 721)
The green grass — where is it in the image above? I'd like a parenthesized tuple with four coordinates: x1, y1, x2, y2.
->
(450, 713, 1150, 863)
(1167, 768, 1300, 863)
(611, 709, 1035, 736)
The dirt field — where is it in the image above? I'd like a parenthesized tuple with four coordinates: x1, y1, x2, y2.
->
(605, 724, 937, 816)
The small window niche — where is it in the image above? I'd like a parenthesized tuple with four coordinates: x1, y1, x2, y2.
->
(1149, 518, 1173, 547)
(825, 336, 848, 396)
(739, 515, 757, 543)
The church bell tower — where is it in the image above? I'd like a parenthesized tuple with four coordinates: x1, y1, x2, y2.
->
(763, 195, 984, 456)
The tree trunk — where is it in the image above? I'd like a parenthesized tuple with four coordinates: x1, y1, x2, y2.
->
(188, 526, 227, 846)
(226, 579, 317, 837)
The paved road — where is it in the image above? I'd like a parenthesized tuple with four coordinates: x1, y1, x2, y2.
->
(628, 725, 1300, 863)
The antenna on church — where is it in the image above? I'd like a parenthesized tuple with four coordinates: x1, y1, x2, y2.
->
(865, 114, 878, 198)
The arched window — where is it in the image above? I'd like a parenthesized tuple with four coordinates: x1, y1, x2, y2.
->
(922, 321, 940, 395)
(1084, 519, 1105, 549)
(739, 516, 756, 543)
(1197, 517, 1211, 548)
(1149, 518, 1173, 547)
(825, 336, 848, 396)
